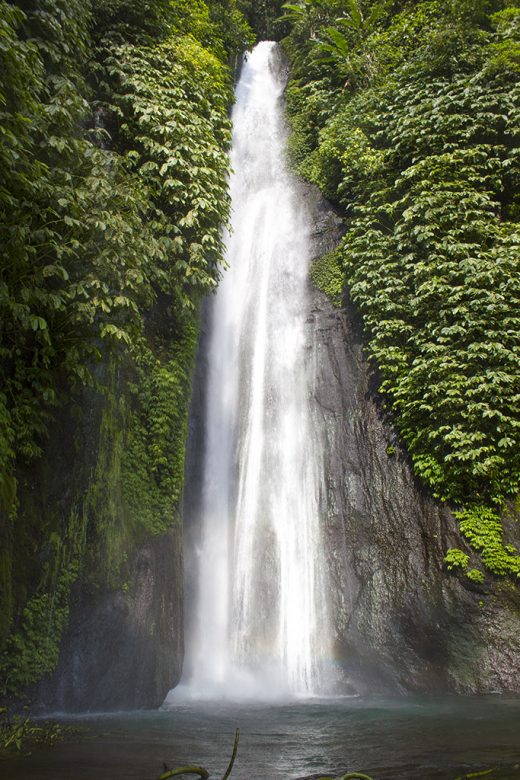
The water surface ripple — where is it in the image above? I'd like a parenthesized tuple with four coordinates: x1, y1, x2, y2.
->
(5, 697, 520, 779)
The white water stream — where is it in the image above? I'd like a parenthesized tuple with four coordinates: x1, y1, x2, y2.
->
(171, 41, 332, 701)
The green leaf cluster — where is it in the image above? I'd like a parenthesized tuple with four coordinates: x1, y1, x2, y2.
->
(282, 0, 520, 577)
(0, 707, 74, 755)
(310, 249, 344, 306)
(0, 0, 252, 693)
(104, 33, 232, 304)
(0, 0, 247, 481)
(0, 510, 84, 692)
(455, 505, 520, 577)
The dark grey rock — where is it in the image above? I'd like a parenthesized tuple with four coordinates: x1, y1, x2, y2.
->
(301, 181, 520, 694)
(32, 364, 184, 712)
(38, 530, 183, 711)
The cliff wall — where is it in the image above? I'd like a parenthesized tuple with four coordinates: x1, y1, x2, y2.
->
(304, 183, 520, 694)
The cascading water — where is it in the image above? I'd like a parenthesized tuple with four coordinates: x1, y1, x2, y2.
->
(172, 41, 332, 701)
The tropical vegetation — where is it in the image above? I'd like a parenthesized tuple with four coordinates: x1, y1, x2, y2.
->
(280, 0, 520, 581)
(0, 0, 253, 695)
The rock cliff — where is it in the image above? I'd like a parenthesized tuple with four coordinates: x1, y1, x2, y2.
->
(303, 182, 520, 694)
(33, 352, 187, 711)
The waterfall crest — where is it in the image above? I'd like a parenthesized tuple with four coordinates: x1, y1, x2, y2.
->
(173, 41, 332, 701)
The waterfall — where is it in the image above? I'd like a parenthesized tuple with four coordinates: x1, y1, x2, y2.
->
(172, 41, 332, 701)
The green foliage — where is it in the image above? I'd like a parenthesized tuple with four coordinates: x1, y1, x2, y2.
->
(105, 33, 232, 305)
(79, 318, 197, 587)
(0, 510, 85, 692)
(444, 545, 488, 585)
(310, 249, 344, 306)
(286, 78, 342, 168)
(123, 320, 198, 536)
(81, 315, 199, 587)
(0, 0, 249, 693)
(207, 0, 255, 57)
(283, 0, 520, 577)
(0, 0, 239, 477)
(1, 0, 171, 480)
(0, 707, 75, 756)
(456, 506, 520, 578)
(242, 0, 286, 39)
(0, 593, 70, 692)
(444, 549, 470, 572)
(466, 568, 486, 584)
(486, 7, 520, 73)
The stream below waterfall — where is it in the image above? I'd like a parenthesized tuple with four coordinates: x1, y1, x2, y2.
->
(3, 697, 520, 779)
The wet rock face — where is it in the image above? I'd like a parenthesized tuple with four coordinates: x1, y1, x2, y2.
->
(38, 530, 183, 711)
(31, 367, 185, 712)
(302, 182, 520, 694)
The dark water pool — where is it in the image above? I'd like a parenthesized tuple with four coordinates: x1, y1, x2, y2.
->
(3, 696, 520, 779)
